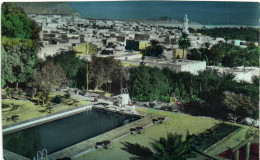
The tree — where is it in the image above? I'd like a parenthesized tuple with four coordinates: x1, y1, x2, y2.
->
(89, 56, 125, 90)
(46, 51, 86, 89)
(178, 33, 191, 61)
(142, 40, 163, 57)
(121, 132, 196, 160)
(2, 14, 31, 39)
(1, 38, 38, 89)
(28, 61, 68, 103)
(1, 2, 40, 88)
(211, 42, 225, 66)
(224, 92, 256, 119)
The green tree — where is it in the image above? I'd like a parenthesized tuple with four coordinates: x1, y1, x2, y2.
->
(143, 40, 164, 57)
(121, 133, 196, 160)
(1, 39, 38, 89)
(2, 14, 31, 39)
(46, 51, 86, 89)
(178, 33, 191, 61)
(211, 42, 225, 66)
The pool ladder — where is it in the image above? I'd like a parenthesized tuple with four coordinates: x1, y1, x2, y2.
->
(34, 149, 48, 160)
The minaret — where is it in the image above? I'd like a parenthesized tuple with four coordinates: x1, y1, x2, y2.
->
(183, 14, 189, 34)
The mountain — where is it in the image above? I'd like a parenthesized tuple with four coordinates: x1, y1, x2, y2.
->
(15, 2, 81, 17)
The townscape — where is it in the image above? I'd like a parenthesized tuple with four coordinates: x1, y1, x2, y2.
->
(1, 2, 259, 160)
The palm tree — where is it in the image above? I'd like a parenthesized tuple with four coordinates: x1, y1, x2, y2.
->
(121, 132, 196, 160)
(178, 33, 191, 61)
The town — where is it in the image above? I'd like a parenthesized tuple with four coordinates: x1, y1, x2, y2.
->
(30, 13, 259, 80)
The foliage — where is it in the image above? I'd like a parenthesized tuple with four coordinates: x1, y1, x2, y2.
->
(121, 133, 196, 160)
(2, 3, 26, 16)
(64, 93, 71, 99)
(46, 51, 87, 89)
(130, 66, 259, 119)
(141, 40, 163, 57)
(130, 66, 169, 102)
(178, 33, 191, 60)
(1, 39, 38, 88)
(224, 92, 256, 118)
(197, 27, 259, 42)
(6, 88, 12, 97)
(2, 103, 10, 108)
(188, 42, 260, 67)
(52, 95, 62, 104)
(28, 61, 68, 102)
(2, 14, 31, 39)
(18, 90, 24, 97)
(30, 19, 42, 49)
(1, 2, 40, 88)
(89, 56, 125, 90)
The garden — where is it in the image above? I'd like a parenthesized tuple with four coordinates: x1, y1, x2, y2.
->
(2, 91, 88, 126)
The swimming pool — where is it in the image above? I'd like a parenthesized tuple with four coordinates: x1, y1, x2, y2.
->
(3, 108, 140, 159)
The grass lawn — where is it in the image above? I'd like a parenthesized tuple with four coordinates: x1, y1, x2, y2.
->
(74, 107, 257, 160)
(2, 92, 88, 126)
(74, 107, 220, 160)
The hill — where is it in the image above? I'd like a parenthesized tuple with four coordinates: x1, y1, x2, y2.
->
(15, 2, 81, 16)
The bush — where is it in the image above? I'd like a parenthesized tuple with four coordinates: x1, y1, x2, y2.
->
(18, 90, 24, 96)
(52, 96, 62, 104)
(64, 93, 71, 99)
(6, 88, 12, 96)
(2, 103, 9, 108)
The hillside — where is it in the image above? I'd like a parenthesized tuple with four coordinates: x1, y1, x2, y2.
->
(15, 2, 81, 16)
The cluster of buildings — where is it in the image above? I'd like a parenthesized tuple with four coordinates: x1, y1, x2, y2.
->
(29, 14, 259, 80)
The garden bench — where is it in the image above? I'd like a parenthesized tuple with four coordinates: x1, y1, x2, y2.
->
(95, 140, 111, 149)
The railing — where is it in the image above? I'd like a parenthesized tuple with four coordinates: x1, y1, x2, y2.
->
(34, 149, 48, 160)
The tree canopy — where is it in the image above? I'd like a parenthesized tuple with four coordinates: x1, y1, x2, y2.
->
(121, 132, 195, 160)
(28, 61, 68, 101)
(197, 27, 259, 42)
(141, 40, 163, 57)
(178, 33, 191, 60)
(1, 2, 40, 88)
(188, 42, 260, 67)
(46, 51, 87, 89)
(89, 56, 125, 90)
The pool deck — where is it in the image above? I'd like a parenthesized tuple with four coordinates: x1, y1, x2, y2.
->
(48, 112, 162, 160)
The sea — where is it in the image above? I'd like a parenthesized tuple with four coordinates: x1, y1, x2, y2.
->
(69, 1, 259, 27)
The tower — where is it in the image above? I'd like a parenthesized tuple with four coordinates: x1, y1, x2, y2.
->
(183, 14, 189, 34)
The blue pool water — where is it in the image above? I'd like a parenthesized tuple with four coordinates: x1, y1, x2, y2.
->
(3, 109, 139, 159)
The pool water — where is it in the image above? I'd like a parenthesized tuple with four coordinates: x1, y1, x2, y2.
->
(3, 109, 139, 159)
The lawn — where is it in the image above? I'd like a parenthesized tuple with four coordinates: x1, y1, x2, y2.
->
(2, 92, 89, 126)
(74, 107, 220, 160)
(74, 107, 257, 160)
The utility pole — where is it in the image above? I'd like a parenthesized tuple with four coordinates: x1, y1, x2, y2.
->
(120, 68, 123, 93)
(86, 62, 89, 91)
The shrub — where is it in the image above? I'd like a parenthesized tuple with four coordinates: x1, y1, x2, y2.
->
(6, 87, 12, 96)
(64, 93, 71, 99)
(2, 103, 9, 108)
(18, 90, 24, 96)
(225, 93, 256, 118)
(52, 96, 62, 104)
